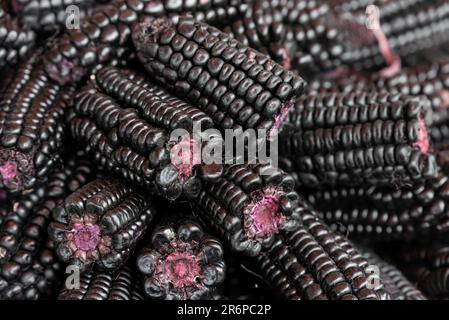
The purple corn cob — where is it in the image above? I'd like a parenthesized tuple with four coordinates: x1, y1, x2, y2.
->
(0, 56, 75, 193)
(132, 16, 306, 132)
(69, 66, 222, 200)
(136, 215, 225, 300)
(0, 153, 96, 299)
(58, 264, 144, 300)
(280, 91, 437, 189)
(49, 177, 154, 272)
(254, 208, 390, 300)
(193, 164, 300, 256)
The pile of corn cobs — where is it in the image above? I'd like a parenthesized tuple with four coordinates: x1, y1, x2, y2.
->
(1, 0, 449, 300)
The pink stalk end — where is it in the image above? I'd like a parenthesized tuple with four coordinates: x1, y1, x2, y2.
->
(0, 162, 17, 184)
(170, 137, 201, 180)
(372, 27, 401, 78)
(414, 118, 430, 155)
(244, 188, 287, 240)
(437, 90, 449, 108)
(281, 48, 292, 70)
(164, 251, 202, 288)
(72, 223, 101, 252)
(270, 101, 293, 137)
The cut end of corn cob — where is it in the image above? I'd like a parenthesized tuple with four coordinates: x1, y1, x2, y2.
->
(243, 187, 287, 240)
(170, 137, 202, 180)
(63, 214, 112, 265)
(0, 148, 34, 192)
(71, 222, 102, 252)
(415, 118, 430, 155)
(137, 219, 225, 300)
(154, 240, 203, 289)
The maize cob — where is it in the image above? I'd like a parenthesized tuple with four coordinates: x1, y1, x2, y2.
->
(280, 91, 437, 189)
(132, 16, 306, 132)
(0, 56, 75, 194)
(58, 264, 144, 300)
(0, 153, 96, 299)
(192, 163, 300, 256)
(49, 177, 154, 272)
(254, 208, 390, 300)
(69, 66, 222, 200)
(136, 214, 225, 300)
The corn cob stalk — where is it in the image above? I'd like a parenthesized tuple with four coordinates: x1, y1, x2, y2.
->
(0, 56, 75, 194)
(49, 177, 154, 272)
(280, 91, 437, 189)
(69, 66, 222, 200)
(192, 163, 300, 256)
(0, 153, 96, 299)
(136, 214, 225, 300)
(0, 5, 36, 67)
(254, 208, 390, 300)
(132, 16, 306, 133)
(357, 245, 426, 300)
(58, 264, 144, 300)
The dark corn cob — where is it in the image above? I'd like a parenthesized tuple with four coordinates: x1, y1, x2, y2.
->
(58, 264, 144, 300)
(147, 0, 251, 26)
(308, 60, 449, 150)
(0, 56, 75, 193)
(49, 177, 154, 272)
(69, 66, 222, 200)
(0, 5, 36, 67)
(280, 92, 437, 189)
(0, 153, 96, 299)
(193, 163, 300, 256)
(132, 16, 306, 133)
(295, 147, 449, 240)
(40, 0, 147, 86)
(357, 245, 426, 300)
(301, 173, 449, 240)
(14, 0, 107, 33)
(136, 214, 225, 300)
(382, 242, 449, 299)
(254, 208, 390, 300)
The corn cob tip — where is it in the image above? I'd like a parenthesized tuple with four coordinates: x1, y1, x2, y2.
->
(133, 17, 173, 50)
(137, 220, 225, 299)
(57, 214, 112, 266)
(44, 57, 84, 85)
(243, 186, 287, 240)
(270, 99, 294, 137)
(170, 137, 202, 181)
(415, 118, 430, 155)
(0, 148, 34, 192)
